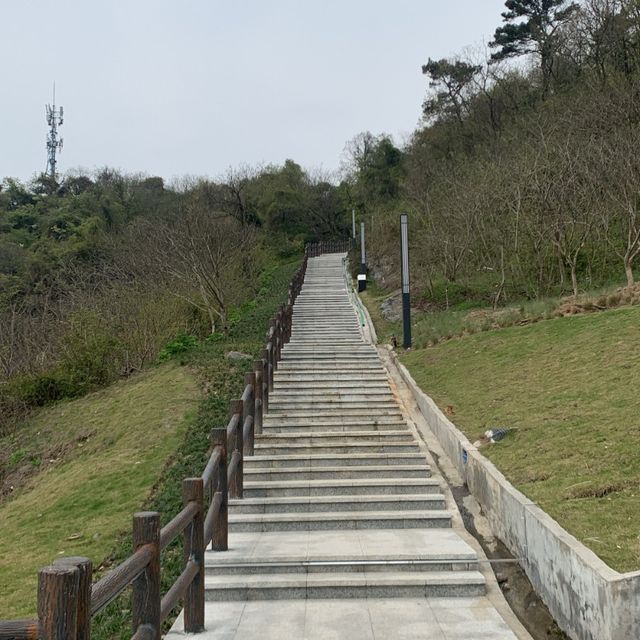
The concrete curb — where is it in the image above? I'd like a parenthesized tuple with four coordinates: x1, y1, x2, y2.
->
(386, 348, 640, 640)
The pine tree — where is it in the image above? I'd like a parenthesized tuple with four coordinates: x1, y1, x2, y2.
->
(490, 0, 579, 93)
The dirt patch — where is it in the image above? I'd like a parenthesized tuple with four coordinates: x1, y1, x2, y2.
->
(565, 479, 635, 500)
(0, 429, 97, 502)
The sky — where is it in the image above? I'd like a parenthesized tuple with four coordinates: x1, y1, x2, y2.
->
(1, 0, 507, 183)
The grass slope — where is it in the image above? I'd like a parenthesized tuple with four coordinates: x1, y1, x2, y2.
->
(400, 306, 640, 572)
(0, 364, 199, 618)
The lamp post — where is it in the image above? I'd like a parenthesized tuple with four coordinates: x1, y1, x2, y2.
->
(400, 214, 411, 349)
(358, 221, 367, 292)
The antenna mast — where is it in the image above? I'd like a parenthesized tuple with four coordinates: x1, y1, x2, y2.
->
(45, 83, 64, 179)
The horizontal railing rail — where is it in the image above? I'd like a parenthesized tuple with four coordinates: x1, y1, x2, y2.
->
(0, 253, 309, 640)
(305, 238, 351, 257)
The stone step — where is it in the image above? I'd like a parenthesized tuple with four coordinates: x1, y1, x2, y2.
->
(273, 373, 388, 381)
(269, 387, 392, 395)
(229, 494, 446, 514)
(269, 387, 392, 396)
(244, 477, 442, 498)
(261, 426, 408, 435)
(205, 557, 475, 574)
(264, 409, 403, 420)
(276, 364, 385, 371)
(289, 333, 359, 338)
(254, 441, 420, 455)
(263, 416, 404, 426)
(281, 349, 376, 356)
(255, 430, 415, 444)
(280, 353, 378, 359)
(228, 510, 451, 532)
(243, 465, 431, 482)
(244, 452, 427, 468)
(204, 570, 485, 600)
(266, 402, 399, 412)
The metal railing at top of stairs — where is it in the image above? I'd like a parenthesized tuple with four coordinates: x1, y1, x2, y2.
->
(305, 238, 352, 258)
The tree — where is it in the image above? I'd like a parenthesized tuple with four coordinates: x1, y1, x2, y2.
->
(421, 58, 482, 125)
(490, 0, 579, 92)
(138, 206, 258, 334)
(341, 132, 404, 211)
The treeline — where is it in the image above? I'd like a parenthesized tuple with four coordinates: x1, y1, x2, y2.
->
(0, 163, 350, 422)
(343, 0, 640, 305)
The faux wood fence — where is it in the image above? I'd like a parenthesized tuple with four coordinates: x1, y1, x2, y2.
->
(0, 255, 308, 640)
(305, 238, 351, 257)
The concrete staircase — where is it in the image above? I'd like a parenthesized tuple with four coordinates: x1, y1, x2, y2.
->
(171, 253, 521, 639)
(203, 254, 485, 601)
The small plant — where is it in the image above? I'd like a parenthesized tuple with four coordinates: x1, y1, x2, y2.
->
(9, 449, 27, 466)
(158, 334, 199, 361)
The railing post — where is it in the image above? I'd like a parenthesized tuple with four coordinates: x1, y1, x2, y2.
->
(210, 428, 228, 551)
(183, 478, 205, 633)
(52, 557, 91, 640)
(261, 350, 271, 408)
(228, 400, 243, 499)
(275, 311, 283, 363)
(132, 512, 161, 640)
(38, 564, 79, 640)
(243, 373, 255, 456)
(267, 342, 275, 392)
(253, 360, 263, 434)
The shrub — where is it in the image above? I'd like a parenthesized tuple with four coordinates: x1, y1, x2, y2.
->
(158, 334, 199, 361)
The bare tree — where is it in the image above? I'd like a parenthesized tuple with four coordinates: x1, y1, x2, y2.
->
(139, 206, 258, 334)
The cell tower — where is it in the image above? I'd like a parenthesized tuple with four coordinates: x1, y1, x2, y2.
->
(45, 83, 64, 178)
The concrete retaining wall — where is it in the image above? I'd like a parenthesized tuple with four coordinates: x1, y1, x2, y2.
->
(390, 351, 640, 640)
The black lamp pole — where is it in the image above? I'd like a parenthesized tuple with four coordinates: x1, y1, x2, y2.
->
(358, 222, 367, 292)
(400, 213, 411, 349)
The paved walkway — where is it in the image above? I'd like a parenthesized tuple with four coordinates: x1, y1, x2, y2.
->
(168, 253, 523, 639)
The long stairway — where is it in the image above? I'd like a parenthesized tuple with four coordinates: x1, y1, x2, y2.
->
(169, 254, 521, 639)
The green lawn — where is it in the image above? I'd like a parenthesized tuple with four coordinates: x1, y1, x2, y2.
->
(397, 306, 640, 572)
(0, 364, 199, 618)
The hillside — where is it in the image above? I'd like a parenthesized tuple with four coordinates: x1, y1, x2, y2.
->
(371, 303, 640, 572)
(0, 364, 199, 618)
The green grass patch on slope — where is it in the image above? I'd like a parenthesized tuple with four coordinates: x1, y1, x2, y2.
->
(0, 364, 199, 619)
(400, 306, 640, 572)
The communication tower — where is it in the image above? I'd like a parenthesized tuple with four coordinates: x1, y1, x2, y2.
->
(45, 83, 64, 178)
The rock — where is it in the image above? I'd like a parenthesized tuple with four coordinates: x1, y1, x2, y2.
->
(226, 351, 252, 361)
(380, 291, 402, 322)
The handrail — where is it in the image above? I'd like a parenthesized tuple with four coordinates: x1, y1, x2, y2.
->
(201, 446, 222, 487)
(0, 252, 310, 639)
(159, 501, 200, 552)
(0, 620, 40, 640)
(91, 544, 155, 615)
(160, 558, 200, 621)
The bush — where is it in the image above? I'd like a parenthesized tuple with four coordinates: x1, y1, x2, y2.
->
(424, 281, 489, 310)
(59, 312, 123, 392)
(9, 371, 76, 406)
(158, 334, 199, 361)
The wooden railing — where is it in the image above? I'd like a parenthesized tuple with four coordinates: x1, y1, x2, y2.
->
(305, 238, 351, 257)
(0, 254, 308, 640)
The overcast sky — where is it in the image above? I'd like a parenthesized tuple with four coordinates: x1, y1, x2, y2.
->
(1, 0, 507, 183)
